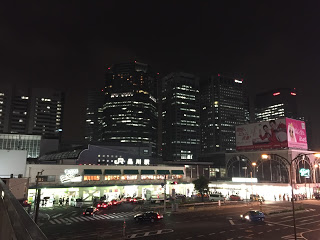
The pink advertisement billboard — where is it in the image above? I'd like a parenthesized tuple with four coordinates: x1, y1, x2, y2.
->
(286, 118, 308, 150)
(236, 118, 307, 151)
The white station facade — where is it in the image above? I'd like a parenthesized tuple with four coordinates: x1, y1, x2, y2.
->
(25, 164, 193, 205)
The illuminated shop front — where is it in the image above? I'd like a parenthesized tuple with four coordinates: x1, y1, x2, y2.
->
(25, 164, 189, 205)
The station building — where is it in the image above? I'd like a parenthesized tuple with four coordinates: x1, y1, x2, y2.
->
(25, 144, 192, 205)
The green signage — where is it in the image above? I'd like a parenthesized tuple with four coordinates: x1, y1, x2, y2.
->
(299, 168, 310, 178)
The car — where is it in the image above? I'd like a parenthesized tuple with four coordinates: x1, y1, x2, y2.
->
(134, 211, 163, 223)
(229, 195, 241, 201)
(209, 194, 225, 202)
(83, 207, 98, 216)
(240, 210, 265, 222)
(125, 197, 132, 202)
(130, 197, 144, 204)
(110, 199, 120, 205)
(97, 201, 109, 209)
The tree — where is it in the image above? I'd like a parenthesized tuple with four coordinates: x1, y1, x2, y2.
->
(193, 176, 209, 202)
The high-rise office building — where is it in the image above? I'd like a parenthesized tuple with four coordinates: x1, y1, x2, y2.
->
(85, 89, 105, 142)
(201, 73, 247, 154)
(254, 88, 313, 149)
(162, 72, 200, 162)
(255, 88, 298, 122)
(0, 87, 64, 138)
(101, 62, 158, 155)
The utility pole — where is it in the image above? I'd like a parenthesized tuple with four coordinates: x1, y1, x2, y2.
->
(164, 174, 166, 214)
(34, 170, 44, 223)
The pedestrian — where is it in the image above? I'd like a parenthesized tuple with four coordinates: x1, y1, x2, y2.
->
(279, 194, 281, 201)
(287, 195, 289, 201)
(59, 198, 62, 206)
(274, 195, 277, 201)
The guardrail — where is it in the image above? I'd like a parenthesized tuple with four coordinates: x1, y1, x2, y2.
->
(0, 179, 47, 240)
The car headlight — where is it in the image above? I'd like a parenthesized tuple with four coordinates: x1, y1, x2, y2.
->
(245, 215, 250, 220)
(240, 215, 243, 218)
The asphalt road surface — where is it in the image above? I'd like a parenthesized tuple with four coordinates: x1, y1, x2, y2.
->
(39, 200, 320, 240)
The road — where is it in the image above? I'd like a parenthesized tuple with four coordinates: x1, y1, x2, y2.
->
(39, 200, 320, 240)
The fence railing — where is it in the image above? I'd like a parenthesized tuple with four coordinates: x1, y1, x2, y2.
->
(0, 178, 47, 240)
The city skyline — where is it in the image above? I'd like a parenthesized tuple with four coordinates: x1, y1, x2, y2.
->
(1, 1, 320, 147)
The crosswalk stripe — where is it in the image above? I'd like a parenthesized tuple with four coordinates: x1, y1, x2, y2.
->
(49, 220, 56, 224)
(75, 217, 84, 221)
(54, 219, 62, 224)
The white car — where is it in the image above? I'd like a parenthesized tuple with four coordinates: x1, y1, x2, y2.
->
(209, 194, 225, 202)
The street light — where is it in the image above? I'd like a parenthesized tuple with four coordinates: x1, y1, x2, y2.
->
(261, 152, 320, 240)
(252, 162, 256, 178)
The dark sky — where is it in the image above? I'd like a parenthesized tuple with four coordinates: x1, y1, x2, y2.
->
(1, 1, 320, 148)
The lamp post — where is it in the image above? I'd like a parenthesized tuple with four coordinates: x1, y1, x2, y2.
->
(261, 153, 320, 240)
(252, 162, 256, 178)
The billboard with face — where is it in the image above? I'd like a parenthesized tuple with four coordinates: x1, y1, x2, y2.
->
(236, 118, 292, 150)
(236, 118, 308, 150)
(286, 118, 308, 150)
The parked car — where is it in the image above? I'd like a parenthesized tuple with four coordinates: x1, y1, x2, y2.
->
(110, 199, 120, 205)
(229, 195, 241, 201)
(71, 198, 83, 208)
(209, 194, 225, 202)
(97, 201, 109, 209)
(131, 197, 144, 204)
(134, 211, 163, 223)
(83, 207, 98, 216)
(125, 197, 132, 202)
(240, 210, 265, 222)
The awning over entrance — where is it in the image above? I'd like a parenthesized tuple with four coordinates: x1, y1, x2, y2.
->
(123, 170, 139, 175)
(157, 170, 170, 175)
(171, 170, 184, 175)
(84, 169, 102, 175)
(104, 169, 121, 175)
(141, 170, 155, 175)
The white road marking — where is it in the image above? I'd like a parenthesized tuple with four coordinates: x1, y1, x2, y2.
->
(229, 220, 235, 225)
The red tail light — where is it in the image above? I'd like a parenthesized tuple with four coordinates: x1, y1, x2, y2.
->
(91, 213, 93, 215)
(83, 212, 85, 215)
(97, 204, 100, 207)
(157, 215, 160, 219)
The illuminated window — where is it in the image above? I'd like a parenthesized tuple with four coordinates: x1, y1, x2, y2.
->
(84, 175, 100, 181)
(171, 175, 183, 179)
(105, 175, 120, 180)
(141, 175, 156, 180)
(121, 175, 138, 180)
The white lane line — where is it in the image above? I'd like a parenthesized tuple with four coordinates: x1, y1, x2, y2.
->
(70, 218, 79, 222)
(300, 220, 310, 223)
(197, 235, 204, 237)
(52, 213, 63, 218)
(75, 217, 84, 221)
(129, 234, 137, 239)
(208, 233, 216, 235)
(267, 230, 272, 232)
(258, 232, 263, 234)
(54, 219, 62, 224)
(229, 220, 235, 225)
(220, 231, 226, 233)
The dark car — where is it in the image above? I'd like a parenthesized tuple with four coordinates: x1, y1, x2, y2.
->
(83, 207, 98, 216)
(229, 195, 241, 201)
(97, 201, 109, 209)
(131, 197, 144, 204)
(240, 210, 265, 222)
(134, 211, 163, 223)
(110, 199, 120, 205)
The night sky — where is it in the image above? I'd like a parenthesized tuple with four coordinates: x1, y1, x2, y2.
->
(1, 1, 320, 148)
